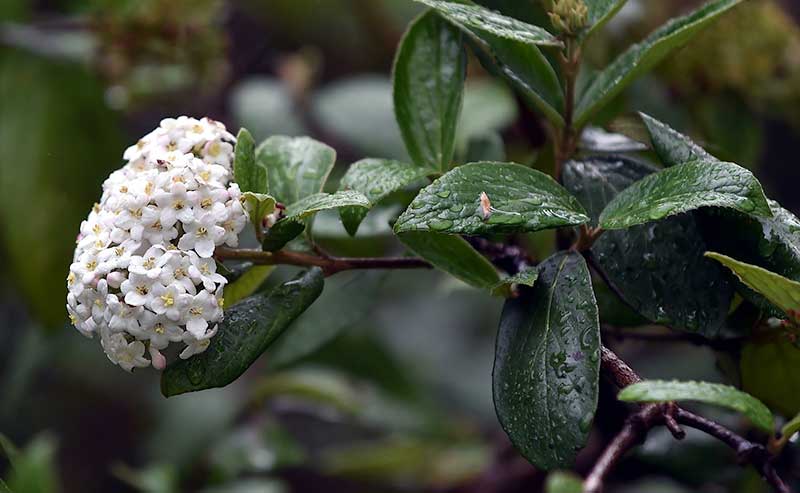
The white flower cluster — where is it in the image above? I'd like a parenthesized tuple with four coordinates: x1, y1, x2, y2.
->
(67, 117, 249, 371)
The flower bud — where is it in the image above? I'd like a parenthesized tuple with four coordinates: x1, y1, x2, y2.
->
(548, 0, 589, 36)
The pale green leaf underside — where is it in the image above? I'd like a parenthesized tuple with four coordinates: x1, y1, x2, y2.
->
(241, 192, 277, 231)
(706, 252, 800, 320)
(582, 0, 629, 40)
(395, 162, 589, 235)
(575, 0, 745, 126)
(338, 159, 432, 236)
(393, 11, 466, 170)
(398, 231, 500, 289)
(494, 252, 600, 469)
(414, 0, 562, 47)
(619, 379, 774, 433)
(284, 190, 370, 221)
(599, 160, 771, 230)
(257, 135, 336, 205)
(234, 127, 267, 194)
(639, 112, 713, 167)
(224, 265, 275, 307)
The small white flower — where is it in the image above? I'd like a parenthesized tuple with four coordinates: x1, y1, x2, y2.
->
(150, 282, 188, 320)
(180, 290, 221, 338)
(188, 253, 227, 291)
(128, 245, 172, 279)
(102, 333, 149, 372)
(154, 182, 195, 227)
(106, 295, 143, 333)
(120, 272, 158, 306)
(179, 325, 218, 359)
(177, 213, 226, 258)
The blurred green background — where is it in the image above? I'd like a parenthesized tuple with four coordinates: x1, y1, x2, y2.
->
(1, 1, 800, 491)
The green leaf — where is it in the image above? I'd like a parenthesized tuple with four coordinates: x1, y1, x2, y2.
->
(240, 192, 277, 232)
(0, 433, 60, 493)
(575, 0, 746, 126)
(582, 0, 629, 40)
(563, 157, 733, 335)
(545, 471, 585, 493)
(223, 265, 275, 307)
(599, 160, 771, 230)
(268, 272, 384, 368)
(467, 26, 564, 127)
(161, 268, 324, 396)
(493, 267, 539, 295)
(398, 231, 500, 289)
(705, 252, 800, 320)
(781, 412, 800, 442)
(283, 190, 370, 221)
(494, 252, 600, 470)
(395, 162, 589, 235)
(741, 337, 800, 417)
(338, 159, 432, 236)
(256, 136, 336, 205)
(413, 0, 562, 47)
(639, 113, 714, 167)
(393, 11, 466, 170)
(261, 220, 307, 252)
(618, 380, 775, 434)
(233, 127, 267, 194)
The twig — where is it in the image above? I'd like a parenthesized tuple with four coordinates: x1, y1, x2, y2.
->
(215, 247, 431, 276)
(587, 346, 791, 493)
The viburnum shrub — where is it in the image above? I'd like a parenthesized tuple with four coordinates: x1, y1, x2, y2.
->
(66, 0, 799, 491)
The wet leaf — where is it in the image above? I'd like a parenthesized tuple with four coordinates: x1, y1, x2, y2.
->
(283, 190, 370, 221)
(233, 127, 267, 194)
(579, 126, 648, 154)
(338, 159, 432, 236)
(619, 380, 774, 433)
(575, 0, 746, 126)
(599, 160, 771, 230)
(398, 231, 500, 289)
(256, 136, 336, 205)
(706, 252, 800, 320)
(639, 113, 713, 167)
(161, 268, 324, 396)
(563, 157, 733, 335)
(494, 252, 600, 470)
(395, 162, 589, 236)
(223, 266, 275, 307)
(582, 0, 629, 40)
(413, 0, 562, 47)
(493, 267, 539, 296)
(393, 11, 466, 171)
(261, 220, 307, 252)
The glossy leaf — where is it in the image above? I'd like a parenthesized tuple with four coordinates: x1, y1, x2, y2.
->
(233, 127, 267, 194)
(639, 113, 713, 167)
(398, 231, 500, 289)
(741, 337, 800, 417)
(563, 157, 733, 335)
(575, 0, 746, 126)
(338, 159, 432, 236)
(494, 252, 600, 469)
(582, 0, 629, 40)
(161, 268, 325, 397)
(261, 220, 307, 252)
(599, 160, 771, 230)
(579, 126, 648, 154)
(706, 252, 800, 320)
(493, 267, 539, 295)
(256, 136, 336, 205)
(619, 380, 774, 433)
(283, 190, 370, 221)
(223, 266, 275, 307)
(393, 11, 466, 170)
(395, 162, 589, 235)
(413, 0, 562, 47)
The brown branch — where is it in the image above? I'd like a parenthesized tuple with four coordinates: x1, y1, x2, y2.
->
(215, 247, 431, 276)
(586, 346, 791, 493)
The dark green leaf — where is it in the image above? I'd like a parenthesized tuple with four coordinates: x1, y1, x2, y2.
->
(563, 157, 733, 335)
(599, 160, 771, 230)
(261, 220, 307, 252)
(393, 11, 466, 170)
(161, 268, 325, 396)
(639, 113, 713, 167)
(233, 127, 267, 194)
(741, 336, 800, 417)
(413, 0, 562, 46)
(338, 159, 432, 236)
(256, 136, 336, 205)
(283, 191, 370, 221)
(268, 272, 384, 368)
(395, 162, 589, 235)
(494, 252, 600, 469)
(706, 252, 800, 320)
(575, 0, 746, 126)
(545, 471, 584, 493)
(398, 231, 500, 289)
(619, 380, 774, 433)
(223, 266, 275, 307)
